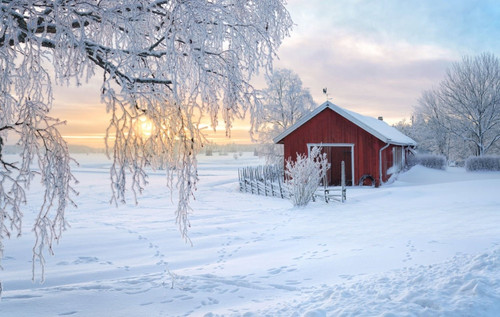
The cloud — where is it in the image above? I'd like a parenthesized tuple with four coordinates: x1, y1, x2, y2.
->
(286, 0, 500, 53)
(47, 0, 500, 145)
(270, 0, 495, 123)
(274, 29, 455, 123)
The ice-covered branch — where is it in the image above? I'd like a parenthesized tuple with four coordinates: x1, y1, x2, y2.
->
(1, 0, 292, 281)
(285, 147, 330, 207)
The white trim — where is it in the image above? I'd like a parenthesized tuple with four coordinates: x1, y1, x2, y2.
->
(307, 143, 355, 186)
(379, 143, 390, 185)
(308, 143, 354, 147)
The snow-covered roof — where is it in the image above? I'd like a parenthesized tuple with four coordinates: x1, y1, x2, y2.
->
(273, 101, 417, 146)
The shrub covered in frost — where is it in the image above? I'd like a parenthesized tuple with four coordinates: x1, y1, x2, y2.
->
(465, 156, 500, 171)
(408, 154, 447, 170)
(285, 147, 330, 207)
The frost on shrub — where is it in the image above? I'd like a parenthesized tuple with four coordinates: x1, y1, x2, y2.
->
(408, 154, 447, 170)
(466, 156, 500, 171)
(285, 147, 330, 207)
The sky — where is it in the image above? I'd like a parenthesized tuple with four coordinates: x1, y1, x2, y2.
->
(52, 0, 500, 147)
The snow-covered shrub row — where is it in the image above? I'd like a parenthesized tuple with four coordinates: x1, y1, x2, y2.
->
(466, 156, 500, 171)
(408, 154, 447, 170)
(285, 147, 330, 207)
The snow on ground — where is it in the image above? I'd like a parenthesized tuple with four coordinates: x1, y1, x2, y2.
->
(0, 153, 499, 316)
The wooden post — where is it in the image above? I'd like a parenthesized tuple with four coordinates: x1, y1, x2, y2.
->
(341, 160, 346, 202)
(323, 173, 328, 203)
(278, 177, 284, 198)
(250, 168, 254, 194)
(238, 169, 241, 192)
(244, 169, 248, 192)
(238, 165, 293, 200)
(256, 169, 260, 195)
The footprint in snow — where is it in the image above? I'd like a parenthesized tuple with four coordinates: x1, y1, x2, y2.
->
(201, 297, 220, 306)
(72, 256, 99, 265)
(268, 266, 287, 275)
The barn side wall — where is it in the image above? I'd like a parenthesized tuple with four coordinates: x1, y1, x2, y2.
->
(381, 144, 397, 184)
(280, 108, 389, 185)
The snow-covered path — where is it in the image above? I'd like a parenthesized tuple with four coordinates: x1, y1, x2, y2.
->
(0, 154, 499, 316)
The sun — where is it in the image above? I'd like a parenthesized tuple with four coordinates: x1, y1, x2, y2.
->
(137, 116, 153, 138)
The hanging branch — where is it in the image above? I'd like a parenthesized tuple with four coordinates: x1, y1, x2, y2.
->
(1, 0, 292, 281)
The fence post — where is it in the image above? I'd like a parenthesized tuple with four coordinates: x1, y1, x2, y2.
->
(341, 160, 346, 202)
(237, 165, 293, 200)
(323, 173, 328, 203)
(243, 168, 248, 192)
(256, 168, 260, 195)
(278, 177, 283, 198)
(250, 168, 254, 194)
(238, 169, 241, 191)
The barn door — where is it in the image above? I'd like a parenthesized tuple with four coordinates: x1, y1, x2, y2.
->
(316, 145, 353, 186)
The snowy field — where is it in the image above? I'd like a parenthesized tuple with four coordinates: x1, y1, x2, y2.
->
(1, 152, 499, 316)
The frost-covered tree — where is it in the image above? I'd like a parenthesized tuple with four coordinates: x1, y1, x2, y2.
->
(414, 90, 455, 157)
(0, 0, 292, 280)
(417, 53, 500, 157)
(285, 146, 329, 207)
(254, 68, 315, 164)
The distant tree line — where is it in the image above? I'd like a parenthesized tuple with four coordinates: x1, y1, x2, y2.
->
(395, 53, 500, 164)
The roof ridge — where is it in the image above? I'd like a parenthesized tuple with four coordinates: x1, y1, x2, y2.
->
(273, 101, 416, 146)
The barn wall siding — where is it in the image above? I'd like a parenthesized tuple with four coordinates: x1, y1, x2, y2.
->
(281, 108, 395, 185)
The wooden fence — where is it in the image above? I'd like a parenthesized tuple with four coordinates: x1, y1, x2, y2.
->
(316, 161, 346, 203)
(238, 165, 289, 198)
(238, 162, 346, 203)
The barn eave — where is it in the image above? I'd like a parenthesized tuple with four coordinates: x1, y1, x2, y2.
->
(273, 101, 417, 147)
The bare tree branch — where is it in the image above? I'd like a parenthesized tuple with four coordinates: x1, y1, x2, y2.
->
(1, 0, 292, 281)
(254, 68, 316, 164)
(415, 53, 500, 159)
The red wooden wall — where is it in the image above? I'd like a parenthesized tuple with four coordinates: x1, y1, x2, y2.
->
(278, 108, 399, 185)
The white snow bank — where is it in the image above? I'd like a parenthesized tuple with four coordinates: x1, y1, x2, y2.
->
(395, 165, 500, 185)
(263, 247, 500, 316)
(0, 154, 499, 316)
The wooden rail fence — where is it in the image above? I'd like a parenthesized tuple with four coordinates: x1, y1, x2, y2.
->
(238, 165, 289, 198)
(315, 161, 347, 203)
(238, 162, 346, 203)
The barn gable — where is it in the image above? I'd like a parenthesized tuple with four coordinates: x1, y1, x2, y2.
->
(274, 101, 417, 146)
(274, 101, 417, 186)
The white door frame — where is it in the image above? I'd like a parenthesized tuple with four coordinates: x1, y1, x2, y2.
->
(307, 143, 355, 186)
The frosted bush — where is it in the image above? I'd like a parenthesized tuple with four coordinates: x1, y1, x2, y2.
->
(285, 147, 330, 207)
(408, 154, 447, 170)
(466, 156, 500, 171)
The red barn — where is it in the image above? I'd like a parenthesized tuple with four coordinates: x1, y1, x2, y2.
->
(273, 101, 417, 186)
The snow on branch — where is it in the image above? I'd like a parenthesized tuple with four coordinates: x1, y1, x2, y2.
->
(285, 147, 330, 207)
(1, 0, 292, 280)
(416, 53, 500, 157)
(253, 68, 316, 165)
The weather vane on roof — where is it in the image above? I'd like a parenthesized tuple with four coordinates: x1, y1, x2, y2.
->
(323, 87, 332, 101)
